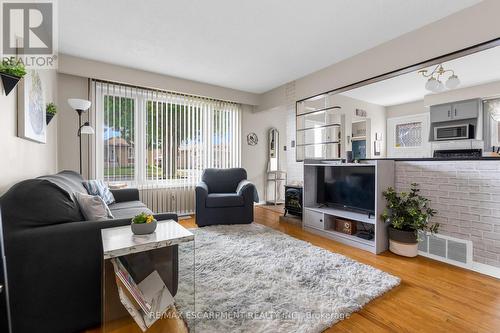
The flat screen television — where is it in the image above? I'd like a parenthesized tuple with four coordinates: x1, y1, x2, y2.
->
(317, 166, 375, 214)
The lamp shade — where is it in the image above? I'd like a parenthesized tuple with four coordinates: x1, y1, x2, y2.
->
(434, 80, 444, 92)
(68, 98, 91, 111)
(445, 75, 460, 89)
(425, 78, 438, 92)
(80, 122, 95, 135)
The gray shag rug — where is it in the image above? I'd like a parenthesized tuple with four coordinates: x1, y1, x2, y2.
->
(175, 223, 399, 333)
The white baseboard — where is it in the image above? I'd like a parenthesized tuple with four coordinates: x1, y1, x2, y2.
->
(419, 251, 500, 279)
(471, 262, 500, 279)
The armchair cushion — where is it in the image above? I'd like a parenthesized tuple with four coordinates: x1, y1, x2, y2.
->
(202, 168, 247, 193)
(206, 193, 245, 208)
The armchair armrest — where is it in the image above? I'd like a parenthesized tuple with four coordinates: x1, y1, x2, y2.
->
(236, 180, 259, 202)
(196, 181, 209, 196)
(110, 188, 140, 203)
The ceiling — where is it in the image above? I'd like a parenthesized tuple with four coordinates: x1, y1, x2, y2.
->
(59, 0, 482, 94)
(341, 44, 500, 106)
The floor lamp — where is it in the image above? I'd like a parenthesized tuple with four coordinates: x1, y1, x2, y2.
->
(67, 98, 94, 175)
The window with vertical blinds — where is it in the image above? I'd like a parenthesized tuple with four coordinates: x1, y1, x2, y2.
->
(93, 80, 241, 187)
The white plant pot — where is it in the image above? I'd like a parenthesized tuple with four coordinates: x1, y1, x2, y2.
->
(389, 239, 418, 257)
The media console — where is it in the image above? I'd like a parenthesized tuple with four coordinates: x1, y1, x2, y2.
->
(303, 160, 394, 254)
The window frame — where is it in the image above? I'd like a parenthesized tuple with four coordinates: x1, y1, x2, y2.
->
(95, 84, 241, 186)
(387, 113, 431, 158)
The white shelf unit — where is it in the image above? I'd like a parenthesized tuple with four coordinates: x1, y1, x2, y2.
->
(303, 160, 394, 254)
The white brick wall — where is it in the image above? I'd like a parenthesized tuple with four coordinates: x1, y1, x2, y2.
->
(395, 160, 500, 268)
(284, 81, 304, 183)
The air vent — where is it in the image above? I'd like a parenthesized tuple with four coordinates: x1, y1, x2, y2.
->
(418, 232, 472, 268)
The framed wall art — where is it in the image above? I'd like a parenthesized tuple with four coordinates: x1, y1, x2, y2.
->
(17, 70, 46, 143)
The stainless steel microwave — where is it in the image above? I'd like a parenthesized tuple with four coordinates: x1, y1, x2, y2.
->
(433, 123, 474, 141)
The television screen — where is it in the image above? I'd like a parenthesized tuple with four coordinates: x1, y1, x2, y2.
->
(319, 166, 375, 213)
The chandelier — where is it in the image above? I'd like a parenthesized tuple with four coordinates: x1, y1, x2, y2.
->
(418, 64, 460, 93)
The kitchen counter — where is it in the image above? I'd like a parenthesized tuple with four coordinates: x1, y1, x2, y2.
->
(362, 156, 500, 161)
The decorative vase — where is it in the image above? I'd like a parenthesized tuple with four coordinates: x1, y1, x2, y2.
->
(46, 113, 55, 125)
(0, 72, 21, 96)
(131, 219, 157, 235)
(388, 226, 418, 257)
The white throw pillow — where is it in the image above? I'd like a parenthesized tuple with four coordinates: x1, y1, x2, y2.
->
(75, 192, 114, 221)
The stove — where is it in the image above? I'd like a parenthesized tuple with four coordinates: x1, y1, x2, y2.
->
(433, 149, 482, 159)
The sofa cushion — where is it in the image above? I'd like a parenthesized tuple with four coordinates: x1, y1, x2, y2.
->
(75, 192, 114, 221)
(83, 179, 115, 205)
(108, 200, 153, 219)
(39, 170, 87, 200)
(0, 179, 84, 232)
(206, 193, 245, 208)
(202, 168, 247, 193)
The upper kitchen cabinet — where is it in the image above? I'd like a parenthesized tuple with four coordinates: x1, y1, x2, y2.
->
(430, 99, 480, 123)
(453, 99, 481, 120)
(430, 103, 453, 122)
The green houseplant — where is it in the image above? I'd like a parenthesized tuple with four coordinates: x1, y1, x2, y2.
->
(381, 183, 438, 257)
(0, 58, 27, 95)
(131, 212, 157, 235)
(46, 102, 57, 125)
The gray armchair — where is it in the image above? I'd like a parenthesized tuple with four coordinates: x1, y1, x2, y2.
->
(195, 168, 258, 227)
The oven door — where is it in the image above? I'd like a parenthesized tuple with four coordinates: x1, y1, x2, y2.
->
(434, 124, 470, 141)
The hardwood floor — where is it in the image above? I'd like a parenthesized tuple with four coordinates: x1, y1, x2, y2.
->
(90, 206, 500, 332)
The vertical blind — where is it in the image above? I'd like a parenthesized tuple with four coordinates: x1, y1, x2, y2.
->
(92, 80, 242, 213)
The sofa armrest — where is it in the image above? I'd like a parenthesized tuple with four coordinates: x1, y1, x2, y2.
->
(110, 188, 140, 203)
(5, 217, 179, 332)
(4, 218, 131, 332)
(236, 180, 259, 202)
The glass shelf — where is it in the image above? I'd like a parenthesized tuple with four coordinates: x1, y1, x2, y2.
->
(296, 93, 342, 161)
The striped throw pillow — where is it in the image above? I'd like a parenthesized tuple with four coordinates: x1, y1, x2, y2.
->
(82, 179, 115, 205)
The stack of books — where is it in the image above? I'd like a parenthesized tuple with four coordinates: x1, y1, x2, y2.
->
(111, 258, 174, 331)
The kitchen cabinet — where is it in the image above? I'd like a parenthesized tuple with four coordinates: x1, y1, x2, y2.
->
(430, 104, 453, 122)
(430, 99, 480, 123)
(453, 99, 480, 121)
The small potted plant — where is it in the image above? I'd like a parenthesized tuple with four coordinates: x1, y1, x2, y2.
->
(131, 212, 157, 235)
(0, 58, 27, 95)
(46, 102, 57, 125)
(381, 183, 439, 257)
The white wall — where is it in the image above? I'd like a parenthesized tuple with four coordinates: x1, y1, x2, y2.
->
(241, 105, 288, 202)
(258, 0, 500, 111)
(58, 54, 259, 106)
(57, 73, 90, 176)
(0, 70, 58, 194)
(387, 100, 427, 118)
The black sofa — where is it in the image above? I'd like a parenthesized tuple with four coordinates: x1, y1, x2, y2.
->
(195, 168, 258, 227)
(0, 171, 178, 333)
